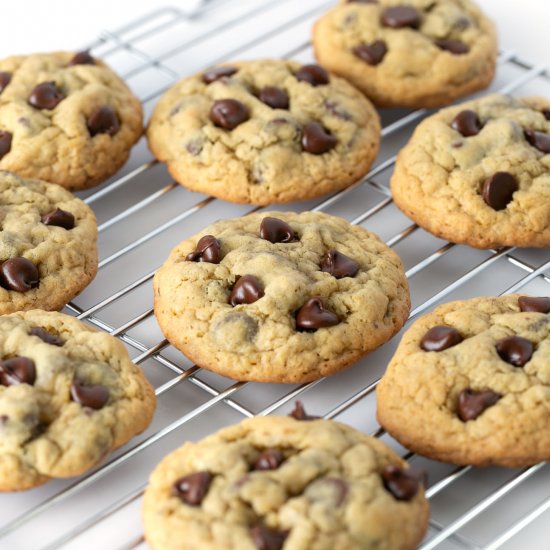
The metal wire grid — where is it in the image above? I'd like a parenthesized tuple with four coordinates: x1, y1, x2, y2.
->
(1, 1, 549, 548)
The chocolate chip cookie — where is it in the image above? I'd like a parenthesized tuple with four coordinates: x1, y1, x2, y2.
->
(0, 51, 143, 190)
(146, 59, 380, 205)
(313, 0, 497, 108)
(143, 415, 429, 550)
(154, 211, 410, 383)
(391, 94, 550, 248)
(377, 294, 550, 467)
(0, 170, 97, 313)
(0, 309, 156, 491)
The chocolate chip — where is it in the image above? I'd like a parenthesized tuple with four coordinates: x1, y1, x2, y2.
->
(0, 131, 12, 160)
(0, 258, 39, 292)
(0, 357, 36, 386)
(482, 172, 518, 210)
(302, 122, 337, 154)
(306, 478, 349, 506)
(420, 326, 463, 351)
(186, 235, 221, 263)
(352, 40, 387, 65)
(41, 208, 75, 229)
(381, 6, 421, 28)
(250, 524, 288, 550)
(70, 380, 109, 410)
(230, 275, 264, 306)
(451, 110, 482, 137)
(496, 335, 533, 367)
(320, 249, 359, 279)
(0, 72, 12, 94)
(296, 297, 339, 330)
(457, 388, 501, 421)
(524, 129, 550, 153)
(253, 449, 284, 471)
(381, 465, 419, 501)
(210, 99, 249, 130)
(186, 139, 203, 156)
(28, 82, 65, 110)
(29, 327, 64, 346)
(295, 64, 329, 86)
(258, 86, 289, 110)
(69, 51, 95, 66)
(87, 106, 120, 137)
(324, 100, 351, 121)
(0, 415, 8, 424)
(260, 217, 295, 243)
(202, 66, 237, 84)
(435, 38, 469, 54)
(543, 109, 550, 121)
(519, 296, 550, 313)
(289, 401, 320, 421)
(172, 471, 212, 505)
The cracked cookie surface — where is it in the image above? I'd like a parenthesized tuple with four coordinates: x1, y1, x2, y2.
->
(313, 0, 497, 108)
(153, 211, 410, 383)
(390, 94, 550, 248)
(143, 415, 429, 550)
(146, 59, 380, 205)
(0, 309, 156, 491)
(0, 51, 143, 190)
(377, 294, 550, 467)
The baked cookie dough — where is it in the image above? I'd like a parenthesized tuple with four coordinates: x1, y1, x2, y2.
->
(153, 211, 410, 383)
(0, 309, 156, 491)
(143, 415, 429, 550)
(390, 94, 550, 248)
(313, 0, 497, 108)
(146, 59, 380, 205)
(377, 294, 550, 467)
(0, 50, 143, 190)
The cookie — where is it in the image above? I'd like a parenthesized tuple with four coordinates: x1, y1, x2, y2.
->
(390, 94, 550, 249)
(143, 415, 429, 550)
(146, 59, 380, 205)
(313, 0, 497, 108)
(153, 211, 410, 383)
(377, 294, 550, 467)
(0, 170, 97, 313)
(0, 309, 156, 491)
(0, 51, 143, 190)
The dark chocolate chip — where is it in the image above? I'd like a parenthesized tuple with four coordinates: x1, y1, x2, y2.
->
(482, 172, 518, 210)
(186, 235, 222, 263)
(87, 106, 120, 137)
(543, 109, 550, 121)
(202, 66, 237, 84)
(41, 208, 75, 229)
(253, 449, 284, 471)
(0, 131, 12, 160)
(519, 296, 550, 313)
(302, 122, 337, 154)
(0, 357, 36, 386)
(320, 249, 359, 279)
(381, 6, 421, 28)
(260, 217, 295, 243)
(250, 524, 288, 550)
(420, 326, 463, 352)
(457, 388, 501, 421)
(524, 129, 550, 153)
(451, 110, 482, 137)
(70, 380, 109, 410)
(210, 99, 249, 130)
(435, 38, 469, 54)
(69, 51, 95, 66)
(381, 465, 419, 501)
(258, 86, 289, 110)
(496, 335, 533, 367)
(289, 401, 320, 421)
(173, 471, 212, 505)
(28, 82, 65, 110)
(230, 275, 264, 306)
(0, 72, 12, 94)
(352, 40, 387, 65)
(295, 64, 329, 86)
(0, 258, 39, 292)
(29, 327, 64, 346)
(296, 297, 339, 330)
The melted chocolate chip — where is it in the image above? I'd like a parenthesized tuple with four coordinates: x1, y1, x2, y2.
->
(87, 106, 120, 137)
(210, 99, 249, 130)
(320, 249, 359, 279)
(296, 297, 339, 330)
(435, 39, 469, 54)
(70, 381, 109, 409)
(289, 401, 320, 421)
(258, 86, 289, 109)
(352, 40, 387, 65)
(457, 388, 501, 421)
(524, 129, 550, 153)
(230, 275, 264, 306)
(295, 64, 329, 86)
(254, 449, 284, 471)
(519, 296, 550, 313)
(0, 258, 39, 292)
(381, 465, 419, 501)
(28, 82, 65, 110)
(0, 131, 12, 160)
(0, 72, 12, 94)
(496, 335, 533, 367)
(260, 217, 295, 243)
(543, 109, 550, 121)
(250, 524, 288, 550)
(69, 51, 95, 66)
(302, 122, 337, 154)
(202, 66, 237, 84)
(41, 208, 75, 229)
(0, 357, 36, 386)
(451, 110, 482, 137)
(420, 326, 463, 351)
(482, 172, 518, 210)
(186, 235, 221, 263)
(173, 471, 212, 505)
(29, 327, 64, 346)
(381, 6, 421, 28)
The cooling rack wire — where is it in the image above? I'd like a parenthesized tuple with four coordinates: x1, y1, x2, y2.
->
(1, 1, 549, 549)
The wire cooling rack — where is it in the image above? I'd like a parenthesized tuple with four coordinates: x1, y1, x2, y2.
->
(1, 1, 549, 549)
